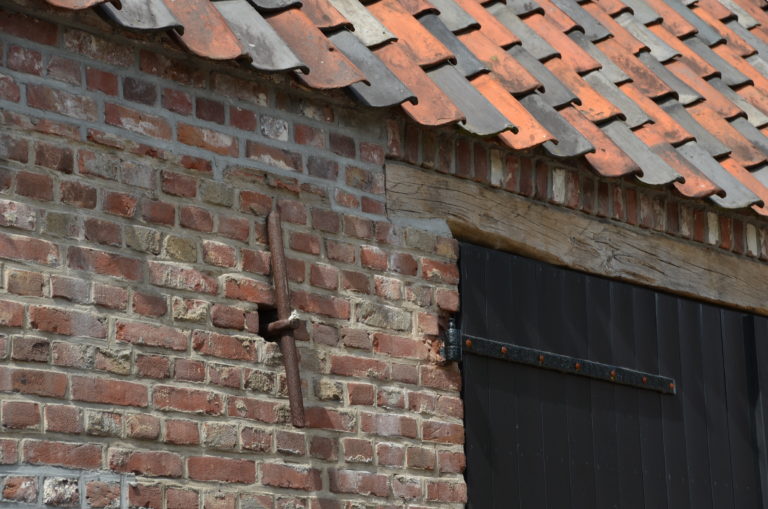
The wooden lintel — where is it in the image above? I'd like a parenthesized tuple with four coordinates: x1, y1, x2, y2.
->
(386, 162, 768, 317)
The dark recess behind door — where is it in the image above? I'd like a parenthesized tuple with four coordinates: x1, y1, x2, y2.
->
(460, 242, 768, 509)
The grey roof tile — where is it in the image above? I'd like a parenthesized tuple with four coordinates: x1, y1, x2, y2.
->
(509, 46, 578, 108)
(570, 31, 630, 84)
(421, 14, 486, 78)
(427, 0, 479, 33)
(637, 52, 701, 105)
(616, 12, 679, 63)
(427, 64, 515, 136)
(709, 77, 768, 128)
(518, 94, 594, 157)
(504, 0, 543, 17)
(685, 37, 752, 87)
(583, 70, 650, 128)
(730, 116, 768, 154)
(214, 0, 307, 72)
(663, 1, 724, 46)
(676, 141, 762, 208)
(600, 120, 682, 185)
(487, 3, 559, 61)
(99, 0, 181, 31)
(719, 0, 759, 29)
(550, 0, 610, 41)
(726, 19, 768, 57)
(326, 0, 395, 47)
(619, 0, 661, 25)
(329, 31, 415, 107)
(661, 98, 731, 158)
(246, 0, 302, 12)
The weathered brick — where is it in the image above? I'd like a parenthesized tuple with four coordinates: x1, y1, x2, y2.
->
(109, 449, 183, 478)
(86, 67, 118, 95)
(16, 172, 53, 201)
(304, 407, 355, 432)
(178, 123, 238, 156)
(154, 386, 223, 415)
(116, 321, 187, 351)
(45, 405, 82, 434)
(292, 290, 349, 319)
(132, 292, 167, 317)
(30, 306, 107, 338)
(187, 456, 255, 483)
(329, 469, 389, 497)
(2, 401, 40, 429)
(7, 269, 43, 296)
(422, 421, 464, 444)
(361, 413, 418, 438)
(224, 275, 274, 305)
(227, 396, 280, 424)
(149, 262, 218, 294)
(164, 419, 199, 445)
(68, 246, 141, 280)
(27, 84, 97, 121)
(11, 336, 49, 363)
(23, 440, 101, 469)
(262, 463, 322, 491)
(3, 476, 37, 502)
(193, 330, 255, 360)
(71, 376, 148, 407)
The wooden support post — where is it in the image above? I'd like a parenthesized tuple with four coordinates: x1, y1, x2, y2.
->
(267, 211, 305, 428)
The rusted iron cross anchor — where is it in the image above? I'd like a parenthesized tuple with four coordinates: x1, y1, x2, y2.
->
(266, 211, 305, 428)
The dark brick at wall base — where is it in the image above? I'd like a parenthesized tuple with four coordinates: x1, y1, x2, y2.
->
(2, 0, 768, 508)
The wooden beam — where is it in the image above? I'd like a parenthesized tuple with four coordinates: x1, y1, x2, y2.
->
(386, 162, 768, 316)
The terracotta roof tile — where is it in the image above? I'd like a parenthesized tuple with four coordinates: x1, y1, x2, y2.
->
(368, 0, 454, 67)
(35, 0, 768, 216)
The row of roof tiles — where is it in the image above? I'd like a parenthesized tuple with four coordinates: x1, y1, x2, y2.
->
(37, 0, 768, 216)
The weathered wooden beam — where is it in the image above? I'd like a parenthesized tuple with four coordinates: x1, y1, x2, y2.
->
(386, 162, 768, 316)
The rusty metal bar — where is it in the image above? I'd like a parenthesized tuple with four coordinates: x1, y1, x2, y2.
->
(267, 211, 306, 427)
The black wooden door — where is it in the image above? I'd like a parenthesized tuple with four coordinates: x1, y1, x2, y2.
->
(461, 243, 768, 509)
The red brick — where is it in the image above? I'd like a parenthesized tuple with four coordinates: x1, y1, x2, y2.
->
(154, 386, 223, 415)
(438, 450, 466, 473)
(0, 301, 23, 328)
(393, 476, 422, 500)
(348, 382, 375, 406)
(109, 449, 183, 478)
(187, 456, 255, 483)
(2, 401, 39, 429)
(27, 84, 97, 121)
(164, 419, 199, 445)
(174, 359, 205, 382)
(246, 141, 302, 171)
(242, 249, 271, 275)
(417, 312, 439, 335)
(140, 199, 175, 225)
(427, 481, 467, 503)
(307, 155, 339, 180)
(0, 438, 18, 464)
(335, 188, 360, 209)
(345, 216, 373, 240)
(86, 481, 121, 508)
(421, 364, 461, 391)
(329, 469, 389, 497)
(310, 263, 339, 290)
(162, 88, 192, 115)
(423, 421, 464, 444)
(30, 306, 107, 338)
(132, 293, 167, 317)
(304, 407, 355, 432)
(128, 484, 162, 509)
(241, 427, 272, 452)
(361, 413, 417, 439)
(50, 275, 89, 303)
(136, 354, 171, 379)
(16, 172, 53, 201)
(343, 438, 373, 463)
(262, 463, 322, 490)
(71, 376, 148, 407)
(61, 181, 97, 209)
(224, 276, 274, 305)
(309, 436, 337, 461)
(193, 330, 254, 360)
(68, 246, 141, 280)
(326, 240, 355, 263)
(361, 245, 387, 270)
(435, 288, 459, 312)
(24, 440, 101, 469)
(210, 304, 246, 330)
(178, 123, 238, 156)
(149, 262, 218, 294)
(162, 171, 196, 197)
(0, 73, 20, 102)
(331, 355, 387, 379)
(292, 290, 350, 319)
(377, 443, 405, 467)
(218, 215, 250, 242)
(8, 46, 42, 75)
(166, 488, 199, 509)
(202, 240, 236, 267)
(123, 77, 157, 104)
(407, 446, 436, 470)
(230, 106, 257, 130)
(45, 405, 82, 434)
(227, 396, 280, 423)
(421, 258, 459, 284)
(84, 218, 121, 246)
(7, 269, 43, 296)
(180, 205, 213, 232)
(341, 270, 370, 293)
(11, 336, 49, 362)
(126, 414, 160, 440)
(116, 320, 187, 351)
(289, 232, 320, 255)
(361, 197, 385, 215)
(294, 123, 325, 147)
(360, 142, 385, 164)
(105, 103, 171, 139)
(0, 133, 28, 163)
(196, 97, 225, 124)
(48, 57, 81, 84)
(0, 12, 58, 45)
(86, 67, 118, 95)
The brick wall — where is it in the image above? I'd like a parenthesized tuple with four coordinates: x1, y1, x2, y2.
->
(2, 1, 768, 508)
(0, 2, 463, 507)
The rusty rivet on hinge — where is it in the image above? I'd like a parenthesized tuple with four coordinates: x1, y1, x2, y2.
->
(538, 354, 544, 364)
(610, 369, 617, 380)
(574, 362, 581, 371)
(465, 339, 472, 348)
(642, 376, 648, 384)
(669, 382, 675, 390)
(501, 346, 508, 354)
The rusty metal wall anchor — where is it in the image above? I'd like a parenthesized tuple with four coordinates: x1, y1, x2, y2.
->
(267, 211, 305, 427)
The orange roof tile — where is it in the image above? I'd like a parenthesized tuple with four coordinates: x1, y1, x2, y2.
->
(34, 0, 768, 216)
